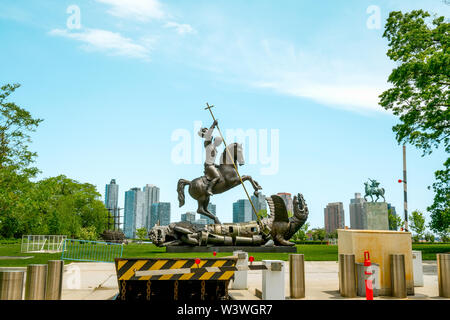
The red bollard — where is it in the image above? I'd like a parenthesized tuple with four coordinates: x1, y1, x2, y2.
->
(364, 251, 374, 300)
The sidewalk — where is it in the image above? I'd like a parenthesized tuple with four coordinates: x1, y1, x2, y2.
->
(60, 261, 449, 300)
(238, 260, 446, 300)
(62, 262, 117, 300)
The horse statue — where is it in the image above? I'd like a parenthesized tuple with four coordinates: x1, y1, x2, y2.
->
(364, 178, 385, 202)
(177, 142, 262, 224)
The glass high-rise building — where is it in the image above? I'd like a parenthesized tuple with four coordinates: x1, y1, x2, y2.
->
(143, 184, 160, 229)
(124, 187, 145, 239)
(324, 202, 345, 234)
(150, 202, 171, 227)
(350, 193, 366, 230)
(181, 212, 196, 223)
(251, 193, 267, 216)
(233, 199, 254, 223)
(200, 203, 217, 225)
(105, 179, 119, 230)
(387, 203, 397, 230)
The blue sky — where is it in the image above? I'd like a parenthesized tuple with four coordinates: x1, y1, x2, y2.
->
(0, 0, 448, 230)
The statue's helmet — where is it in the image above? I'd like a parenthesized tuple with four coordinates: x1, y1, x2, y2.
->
(198, 128, 208, 138)
(149, 226, 169, 246)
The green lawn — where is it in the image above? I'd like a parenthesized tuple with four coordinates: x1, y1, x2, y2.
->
(1, 242, 449, 267)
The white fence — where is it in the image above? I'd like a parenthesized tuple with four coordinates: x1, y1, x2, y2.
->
(21, 235, 67, 253)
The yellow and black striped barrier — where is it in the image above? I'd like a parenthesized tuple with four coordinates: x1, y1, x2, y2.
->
(114, 257, 238, 301)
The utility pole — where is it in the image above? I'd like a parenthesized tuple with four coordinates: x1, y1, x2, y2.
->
(403, 145, 408, 232)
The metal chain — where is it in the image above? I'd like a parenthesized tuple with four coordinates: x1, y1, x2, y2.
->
(146, 280, 151, 300)
(121, 281, 126, 300)
(174, 280, 179, 300)
(201, 280, 206, 300)
(224, 280, 229, 299)
(216, 282, 220, 299)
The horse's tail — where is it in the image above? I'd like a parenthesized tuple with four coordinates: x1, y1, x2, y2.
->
(177, 179, 190, 207)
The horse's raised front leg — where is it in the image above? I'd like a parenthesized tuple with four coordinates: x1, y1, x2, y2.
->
(241, 175, 263, 196)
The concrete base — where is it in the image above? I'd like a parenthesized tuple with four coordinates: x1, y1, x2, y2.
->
(364, 202, 389, 230)
(262, 260, 285, 300)
(338, 229, 414, 296)
(165, 246, 297, 253)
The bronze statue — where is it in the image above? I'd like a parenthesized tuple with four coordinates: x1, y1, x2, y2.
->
(198, 119, 222, 196)
(364, 178, 386, 202)
(149, 193, 309, 247)
(162, 103, 309, 247)
(177, 121, 263, 224)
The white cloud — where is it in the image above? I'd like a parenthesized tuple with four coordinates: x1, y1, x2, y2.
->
(95, 0, 165, 21)
(256, 81, 386, 113)
(189, 35, 390, 114)
(164, 22, 196, 35)
(49, 28, 151, 60)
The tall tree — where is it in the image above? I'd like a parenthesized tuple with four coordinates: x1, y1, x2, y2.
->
(0, 84, 43, 176)
(0, 84, 43, 238)
(409, 210, 427, 241)
(380, 10, 449, 235)
(388, 209, 404, 231)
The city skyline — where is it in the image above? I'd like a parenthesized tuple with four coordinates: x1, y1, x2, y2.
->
(107, 178, 429, 233)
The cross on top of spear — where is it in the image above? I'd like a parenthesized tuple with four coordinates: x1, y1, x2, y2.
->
(205, 102, 214, 111)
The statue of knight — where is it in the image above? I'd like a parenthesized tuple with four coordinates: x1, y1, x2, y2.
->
(198, 119, 223, 196)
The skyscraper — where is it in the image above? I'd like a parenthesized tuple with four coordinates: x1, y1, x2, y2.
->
(143, 184, 160, 229)
(124, 187, 145, 239)
(350, 193, 366, 229)
(324, 202, 345, 234)
(277, 193, 293, 214)
(233, 199, 253, 223)
(105, 179, 119, 230)
(200, 203, 217, 225)
(251, 193, 267, 216)
(387, 203, 397, 230)
(150, 202, 171, 227)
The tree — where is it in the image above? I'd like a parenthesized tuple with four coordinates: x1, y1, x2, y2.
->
(0, 84, 43, 176)
(327, 230, 338, 240)
(409, 210, 427, 241)
(424, 232, 435, 243)
(292, 222, 309, 241)
(0, 84, 43, 238)
(0, 84, 110, 239)
(312, 228, 326, 241)
(380, 10, 449, 234)
(427, 159, 449, 236)
(136, 228, 148, 243)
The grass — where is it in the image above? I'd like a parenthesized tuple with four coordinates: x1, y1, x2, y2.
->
(1, 241, 449, 267)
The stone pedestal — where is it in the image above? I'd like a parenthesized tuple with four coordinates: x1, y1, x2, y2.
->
(231, 251, 248, 290)
(364, 202, 389, 230)
(338, 229, 414, 296)
(262, 260, 285, 300)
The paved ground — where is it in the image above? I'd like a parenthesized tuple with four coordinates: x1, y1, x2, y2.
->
(56, 260, 448, 300)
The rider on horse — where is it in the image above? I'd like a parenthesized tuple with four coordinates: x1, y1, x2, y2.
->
(198, 120, 223, 195)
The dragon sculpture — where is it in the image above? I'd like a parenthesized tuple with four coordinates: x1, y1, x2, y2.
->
(149, 193, 309, 247)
